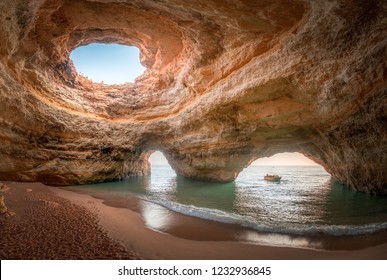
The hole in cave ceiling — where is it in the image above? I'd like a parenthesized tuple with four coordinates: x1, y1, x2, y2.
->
(70, 43, 146, 85)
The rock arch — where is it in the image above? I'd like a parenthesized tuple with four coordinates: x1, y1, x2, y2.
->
(0, 0, 385, 194)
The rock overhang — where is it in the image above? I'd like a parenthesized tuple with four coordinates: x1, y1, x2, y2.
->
(0, 0, 386, 194)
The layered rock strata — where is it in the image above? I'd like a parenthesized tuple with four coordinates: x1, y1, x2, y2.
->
(0, 0, 386, 193)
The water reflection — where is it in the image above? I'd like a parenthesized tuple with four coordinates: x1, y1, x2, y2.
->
(140, 200, 173, 231)
(71, 165, 387, 247)
(321, 179, 387, 225)
(233, 166, 333, 230)
(237, 230, 323, 249)
(172, 176, 236, 211)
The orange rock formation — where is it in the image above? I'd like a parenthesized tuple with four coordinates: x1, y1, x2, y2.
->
(0, 0, 386, 193)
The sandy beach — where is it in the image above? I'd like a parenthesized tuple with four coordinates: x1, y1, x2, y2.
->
(1, 181, 387, 260)
(0, 181, 140, 259)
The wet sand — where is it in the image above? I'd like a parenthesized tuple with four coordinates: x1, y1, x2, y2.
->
(1, 181, 387, 259)
(60, 186, 387, 252)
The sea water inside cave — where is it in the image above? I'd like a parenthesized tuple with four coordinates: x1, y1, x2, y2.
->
(70, 165, 387, 241)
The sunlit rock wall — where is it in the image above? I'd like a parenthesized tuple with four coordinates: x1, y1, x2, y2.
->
(0, 0, 386, 193)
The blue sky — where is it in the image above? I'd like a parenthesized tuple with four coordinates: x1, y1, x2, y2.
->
(70, 43, 146, 84)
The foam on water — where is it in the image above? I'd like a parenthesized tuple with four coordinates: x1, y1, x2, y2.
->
(140, 195, 387, 236)
(74, 165, 387, 237)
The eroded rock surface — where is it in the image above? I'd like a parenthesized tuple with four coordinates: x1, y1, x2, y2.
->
(0, 0, 386, 193)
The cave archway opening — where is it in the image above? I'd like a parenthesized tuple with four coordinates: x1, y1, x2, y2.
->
(148, 150, 176, 177)
(145, 150, 178, 199)
(70, 43, 146, 84)
(236, 152, 329, 184)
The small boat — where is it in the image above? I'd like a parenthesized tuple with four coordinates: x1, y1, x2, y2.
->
(264, 174, 282, 182)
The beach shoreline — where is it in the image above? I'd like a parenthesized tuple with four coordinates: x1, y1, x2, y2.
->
(1, 181, 387, 260)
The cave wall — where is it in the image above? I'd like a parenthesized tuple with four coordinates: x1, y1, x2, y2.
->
(0, 0, 386, 193)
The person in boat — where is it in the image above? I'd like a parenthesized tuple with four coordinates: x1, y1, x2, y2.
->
(264, 174, 281, 181)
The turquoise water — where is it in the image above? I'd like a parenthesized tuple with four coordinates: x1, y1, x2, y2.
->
(73, 165, 387, 236)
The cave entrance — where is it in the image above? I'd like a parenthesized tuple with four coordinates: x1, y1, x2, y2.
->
(145, 150, 177, 200)
(236, 152, 329, 184)
(148, 151, 171, 167)
(148, 150, 176, 180)
(70, 43, 146, 84)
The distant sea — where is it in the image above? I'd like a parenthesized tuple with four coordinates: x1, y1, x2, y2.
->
(73, 165, 387, 242)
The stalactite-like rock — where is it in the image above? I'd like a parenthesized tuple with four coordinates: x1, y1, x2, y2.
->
(0, 0, 386, 193)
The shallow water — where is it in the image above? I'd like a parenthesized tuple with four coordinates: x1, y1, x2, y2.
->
(72, 165, 387, 237)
